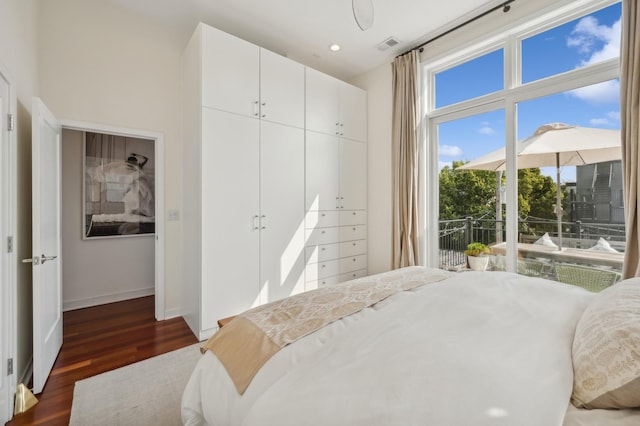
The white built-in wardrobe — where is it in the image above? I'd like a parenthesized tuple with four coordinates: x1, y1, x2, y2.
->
(182, 23, 367, 340)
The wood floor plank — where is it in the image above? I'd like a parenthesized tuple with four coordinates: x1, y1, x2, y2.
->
(6, 296, 198, 426)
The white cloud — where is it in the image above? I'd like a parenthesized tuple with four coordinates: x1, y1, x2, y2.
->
(567, 16, 621, 66)
(589, 117, 610, 126)
(567, 79, 619, 104)
(478, 126, 495, 135)
(589, 110, 621, 127)
(439, 144, 463, 157)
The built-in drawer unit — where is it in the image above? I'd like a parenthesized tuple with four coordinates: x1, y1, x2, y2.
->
(339, 225, 367, 242)
(305, 259, 340, 282)
(339, 254, 367, 274)
(305, 242, 340, 264)
(305, 210, 340, 228)
(305, 226, 340, 246)
(338, 269, 368, 283)
(340, 240, 366, 257)
(339, 210, 367, 226)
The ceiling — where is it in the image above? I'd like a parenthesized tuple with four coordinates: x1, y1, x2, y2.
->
(105, 0, 503, 80)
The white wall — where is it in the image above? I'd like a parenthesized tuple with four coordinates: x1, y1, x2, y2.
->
(38, 0, 184, 316)
(61, 129, 155, 310)
(0, 0, 39, 386)
(350, 65, 393, 275)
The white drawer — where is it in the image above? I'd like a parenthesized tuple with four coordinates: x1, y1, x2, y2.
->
(339, 225, 367, 242)
(340, 210, 367, 226)
(306, 276, 340, 291)
(305, 226, 340, 246)
(340, 239, 366, 257)
(305, 243, 340, 264)
(305, 210, 339, 229)
(339, 254, 367, 274)
(338, 269, 368, 283)
(305, 259, 339, 282)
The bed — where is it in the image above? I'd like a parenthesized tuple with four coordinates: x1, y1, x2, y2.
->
(181, 267, 640, 425)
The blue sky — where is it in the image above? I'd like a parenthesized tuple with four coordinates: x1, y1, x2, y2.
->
(437, 2, 621, 183)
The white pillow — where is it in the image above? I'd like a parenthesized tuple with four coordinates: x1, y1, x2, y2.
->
(533, 232, 558, 248)
(571, 278, 640, 409)
(586, 237, 619, 253)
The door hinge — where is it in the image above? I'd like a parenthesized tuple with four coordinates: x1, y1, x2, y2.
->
(7, 113, 15, 131)
(7, 236, 13, 253)
(7, 358, 13, 375)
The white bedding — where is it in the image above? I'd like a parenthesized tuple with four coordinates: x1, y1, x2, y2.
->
(181, 267, 640, 425)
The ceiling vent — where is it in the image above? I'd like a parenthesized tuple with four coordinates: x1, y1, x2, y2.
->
(377, 36, 400, 51)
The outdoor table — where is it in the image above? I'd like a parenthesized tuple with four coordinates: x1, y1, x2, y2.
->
(489, 242, 624, 269)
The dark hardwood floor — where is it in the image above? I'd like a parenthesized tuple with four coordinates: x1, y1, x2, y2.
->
(6, 296, 198, 426)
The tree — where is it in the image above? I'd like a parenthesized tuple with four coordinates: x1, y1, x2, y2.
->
(439, 161, 563, 220)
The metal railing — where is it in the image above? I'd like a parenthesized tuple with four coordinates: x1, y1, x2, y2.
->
(438, 216, 626, 270)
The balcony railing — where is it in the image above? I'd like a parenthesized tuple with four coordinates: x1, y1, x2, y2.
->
(439, 216, 625, 274)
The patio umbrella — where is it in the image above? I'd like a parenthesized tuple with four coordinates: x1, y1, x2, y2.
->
(457, 123, 621, 249)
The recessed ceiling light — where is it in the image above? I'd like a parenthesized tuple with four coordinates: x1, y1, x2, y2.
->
(329, 44, 341, 52)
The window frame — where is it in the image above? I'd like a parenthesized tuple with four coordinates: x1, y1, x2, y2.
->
(422, 0, 621, 272)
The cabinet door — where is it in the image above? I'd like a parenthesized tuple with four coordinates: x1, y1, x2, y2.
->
(260, 49, 305, 129)
(340, 83, 367, 142)
(201, 108, 260, 330)
(260, 121, 306, 302)
(306, 130, 340, 211)
(305, 68, 340, 136)
(201, 25, 260, 117)
(340, 139, 367, 210)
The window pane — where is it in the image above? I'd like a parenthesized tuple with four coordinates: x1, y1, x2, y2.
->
(437, 109, 506, 271)
(516, 80, 623, 286)
(522, 3, 621, 84)
(435, 49, 503, 108)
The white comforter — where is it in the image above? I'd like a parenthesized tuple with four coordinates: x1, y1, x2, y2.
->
(182, 267, 640, 425)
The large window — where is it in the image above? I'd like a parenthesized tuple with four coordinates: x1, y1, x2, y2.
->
(426, 0, 623, 287)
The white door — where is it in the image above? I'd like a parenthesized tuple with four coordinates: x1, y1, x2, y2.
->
(339, 83, 367, 142)
(340, 139, 367, 210)
(200, 108, 260, 330)
(29, 98, 62, 394)
(0, 84, 9, 423)
(201, 24, 260, 118)
(260, 49, 305, 129)
(305, 131, 340, 211)
(305, 68, 340, 136)
(260, 121, 305, 302)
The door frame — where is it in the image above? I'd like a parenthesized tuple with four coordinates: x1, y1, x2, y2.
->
(0, 62, 17, 423)
(60, 119, 166, 320)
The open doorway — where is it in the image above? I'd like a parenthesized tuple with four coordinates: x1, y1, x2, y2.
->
(60, 121, 165, 319)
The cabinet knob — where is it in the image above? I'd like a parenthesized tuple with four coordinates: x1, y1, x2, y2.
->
(353, 258, 356, 262)
(321, 230, 326, 234)
(322, 264, 326, 268)
(321, 247, 326, 251)
(353, 212, 356, 215)
(352, 227, 356, 231)
(353, 243, 356, 246)
(321, 213, 326, 217)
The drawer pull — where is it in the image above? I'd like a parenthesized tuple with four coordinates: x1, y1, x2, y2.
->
(321, 247, 326, 251)
(353, 258, 356, 262)
(322, 264, 326, 268)
(353, 243, 356, 246)
(352, 227, 356, 231)
(321, 213, 326, 217)
(321, 230, 326, 234)
(352, 212, 356, 215)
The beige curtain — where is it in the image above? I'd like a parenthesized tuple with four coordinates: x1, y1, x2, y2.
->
(391, 50, 421, 269)
(621, 0, 640, 279)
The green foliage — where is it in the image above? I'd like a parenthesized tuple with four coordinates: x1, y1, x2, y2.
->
(464, 242, 490, 257)
(440, 162, 564, 221)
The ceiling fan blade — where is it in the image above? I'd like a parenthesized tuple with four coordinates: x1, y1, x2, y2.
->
(352, 0, 374, 31)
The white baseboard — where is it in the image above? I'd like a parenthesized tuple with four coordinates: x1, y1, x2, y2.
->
(163, 307, 181, 320)
(18, 357, 33, 388)
(63, 287, 154, 312)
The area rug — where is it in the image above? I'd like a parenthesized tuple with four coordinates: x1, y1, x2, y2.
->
(69, 343, 202, 425)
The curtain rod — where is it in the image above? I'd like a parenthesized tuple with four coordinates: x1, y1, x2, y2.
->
(397, 0, 516, 58)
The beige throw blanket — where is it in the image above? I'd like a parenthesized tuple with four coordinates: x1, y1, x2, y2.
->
(202, 268, 453, 394)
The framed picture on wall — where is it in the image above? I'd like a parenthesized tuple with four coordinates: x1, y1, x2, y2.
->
(83, 132, 156, 238)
